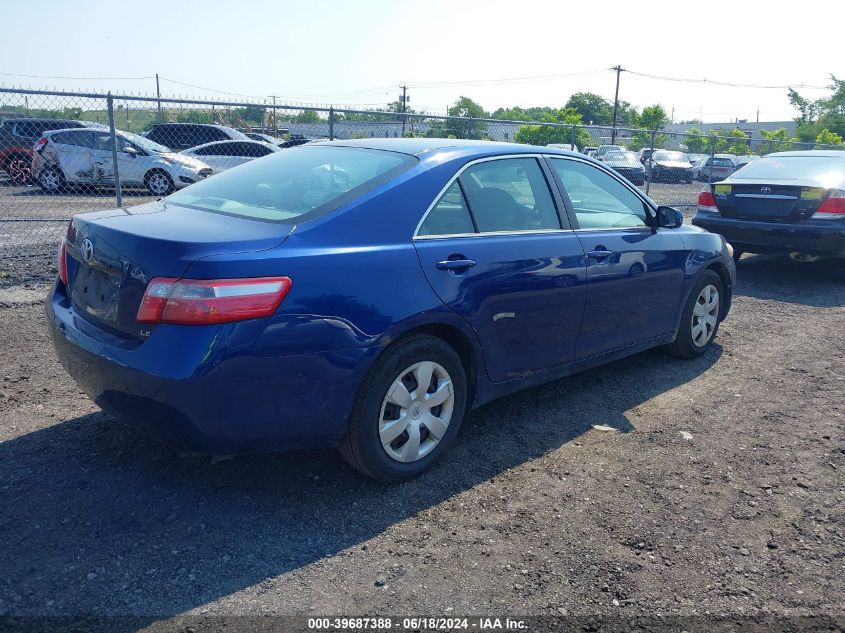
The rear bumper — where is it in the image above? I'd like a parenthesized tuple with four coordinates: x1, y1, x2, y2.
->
(692, 213, 845, 257)
(47, 284, 372, 453)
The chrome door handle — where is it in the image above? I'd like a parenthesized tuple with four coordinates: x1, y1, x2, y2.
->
(436, 258, 477, 271)
(588, 250, 614, 260)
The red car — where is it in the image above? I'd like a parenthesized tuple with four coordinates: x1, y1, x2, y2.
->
(0, 118, 104, 184)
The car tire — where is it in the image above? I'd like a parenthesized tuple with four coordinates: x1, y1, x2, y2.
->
(5, 154, 32, 184)
(145, 169, 175, 196)
(665, 270, 724, 359)
(339, 334, 467, 482)
(38, 167, 65, 193)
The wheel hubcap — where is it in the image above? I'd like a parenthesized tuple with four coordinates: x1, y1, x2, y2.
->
(691, 284, 719, 347)
(379, 361, 454, 463)
(41, 171, 59, 190)
(149, 174, 168, 193)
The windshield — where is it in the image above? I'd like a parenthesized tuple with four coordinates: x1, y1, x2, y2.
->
(732, 155, 845, 184)
(654, 151, 688, 162)
(165, 145, 417, 222)
(119, 131, 170, 153)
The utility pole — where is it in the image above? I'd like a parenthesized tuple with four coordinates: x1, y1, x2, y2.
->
(155, 73, 162, 123)
(756, 107, 760, 123)
(270, 95, 277, 136)
(610, 65, 623, 144)
(671, 106, 674, 124)
(399, 85, 409, 136)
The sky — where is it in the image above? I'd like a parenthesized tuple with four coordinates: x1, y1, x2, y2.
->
(1, 0, 843, 123)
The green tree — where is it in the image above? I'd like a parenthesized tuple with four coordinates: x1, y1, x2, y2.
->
(429, 96, 488, 139)
(564, 92, 613, 125)
(230, 106, 266, 126)
(293, 110, 322, 123)
(789, 76, 845, 142)
(513, 108, 591, 147)
(760, 128, 800, 154)
(176, 110, 213, 124)
(684, 127, 707, 153)
(815, 128, 845, 148)
(626, 104, 669, 151)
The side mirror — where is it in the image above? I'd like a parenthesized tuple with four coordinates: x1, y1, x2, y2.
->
(123, 146, 139, 158)
(656, 206, 683, 229)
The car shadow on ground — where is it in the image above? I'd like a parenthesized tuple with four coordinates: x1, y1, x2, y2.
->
(734, 254, 844, 308)
(0, 342, 721, 625)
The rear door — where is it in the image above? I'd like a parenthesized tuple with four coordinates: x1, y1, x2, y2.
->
(546, 156, 686, 359)
(49, 130, 96, 183)
(413, 155, 587, 382)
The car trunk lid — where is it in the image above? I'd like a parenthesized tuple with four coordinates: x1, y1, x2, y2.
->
(712, 179, 827, 222)
(65, 200, 292, 340)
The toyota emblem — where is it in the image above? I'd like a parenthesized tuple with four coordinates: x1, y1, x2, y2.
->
(80, 238, 94, 263)
(760, 186, 772, 194)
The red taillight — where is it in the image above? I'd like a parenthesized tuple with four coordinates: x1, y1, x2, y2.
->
(812, 192, 845, 219)
(698, 191, 717, 207)
(34, 137, 48, 151)
(57, 239, 68, 286)
(137, 276, 292, 325)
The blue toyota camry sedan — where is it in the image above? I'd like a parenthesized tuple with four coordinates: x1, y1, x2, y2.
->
(47, 139, 735, 481)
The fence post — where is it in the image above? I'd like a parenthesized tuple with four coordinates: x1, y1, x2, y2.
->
(107, 93, 123, 208)
(570, 124, 577, 151)
(708, 136, 716, 184)
(328, 108, 335, 141)
(645, 130, 656, 196)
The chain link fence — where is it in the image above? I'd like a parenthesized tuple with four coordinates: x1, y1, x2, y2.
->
(1, 87, 842, 273)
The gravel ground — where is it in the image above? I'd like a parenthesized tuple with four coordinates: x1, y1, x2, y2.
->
(0, 254, 842, 630)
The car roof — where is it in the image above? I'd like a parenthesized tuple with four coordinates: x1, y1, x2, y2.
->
(321, 137, 582, 158)
(765, 150, 845, 158)
(186, 139, 276, 151)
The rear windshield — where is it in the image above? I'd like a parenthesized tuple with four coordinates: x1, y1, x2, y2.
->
(732, 155, 845, 182)
(653, 151, 688, 162)
(166, 145, 417, 222)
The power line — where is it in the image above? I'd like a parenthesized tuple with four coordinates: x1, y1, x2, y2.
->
(0, 71, 153, 81)
(409, 69, 606, 88)
(624, 69, 829, 90)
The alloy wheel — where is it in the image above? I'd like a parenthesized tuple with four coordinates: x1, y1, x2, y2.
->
(147, 172, 171, 195)
(378, 361, 455, 463)
(691, 284, 719, 347)
(8, 158, 31, 184)
(40, 170, 61, 192)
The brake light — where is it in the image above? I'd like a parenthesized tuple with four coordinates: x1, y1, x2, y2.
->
(57, 239, 68, 286)
(697, 190, 719, 213)
(137, 276, 292, 325)
(34, 137, 48, 151)
(812, 191, 845, 219)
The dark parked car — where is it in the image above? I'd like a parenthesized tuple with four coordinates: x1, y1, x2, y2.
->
(48, 139, 735, 481)
(601, 150, 646, 185)
(0, 118, 105, 184)
(143, 123, 250, 150)
(646, 150, 694, 183)
(693, 150, 845, 262)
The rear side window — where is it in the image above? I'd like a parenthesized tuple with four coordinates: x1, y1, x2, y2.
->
(417, 182, 475, 236)
(53, 131, 95, 148)
(166, 146, 417, 222)
(459, 158, 559, 233)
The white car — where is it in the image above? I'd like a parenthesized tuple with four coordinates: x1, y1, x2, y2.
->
(32, 128, 212, 195)
(179, 140, 278, 174)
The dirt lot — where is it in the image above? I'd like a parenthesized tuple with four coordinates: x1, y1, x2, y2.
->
(0, 255, 842, 629)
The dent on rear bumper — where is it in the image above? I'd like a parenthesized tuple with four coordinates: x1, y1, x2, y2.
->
(47, 287, 374, 453)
